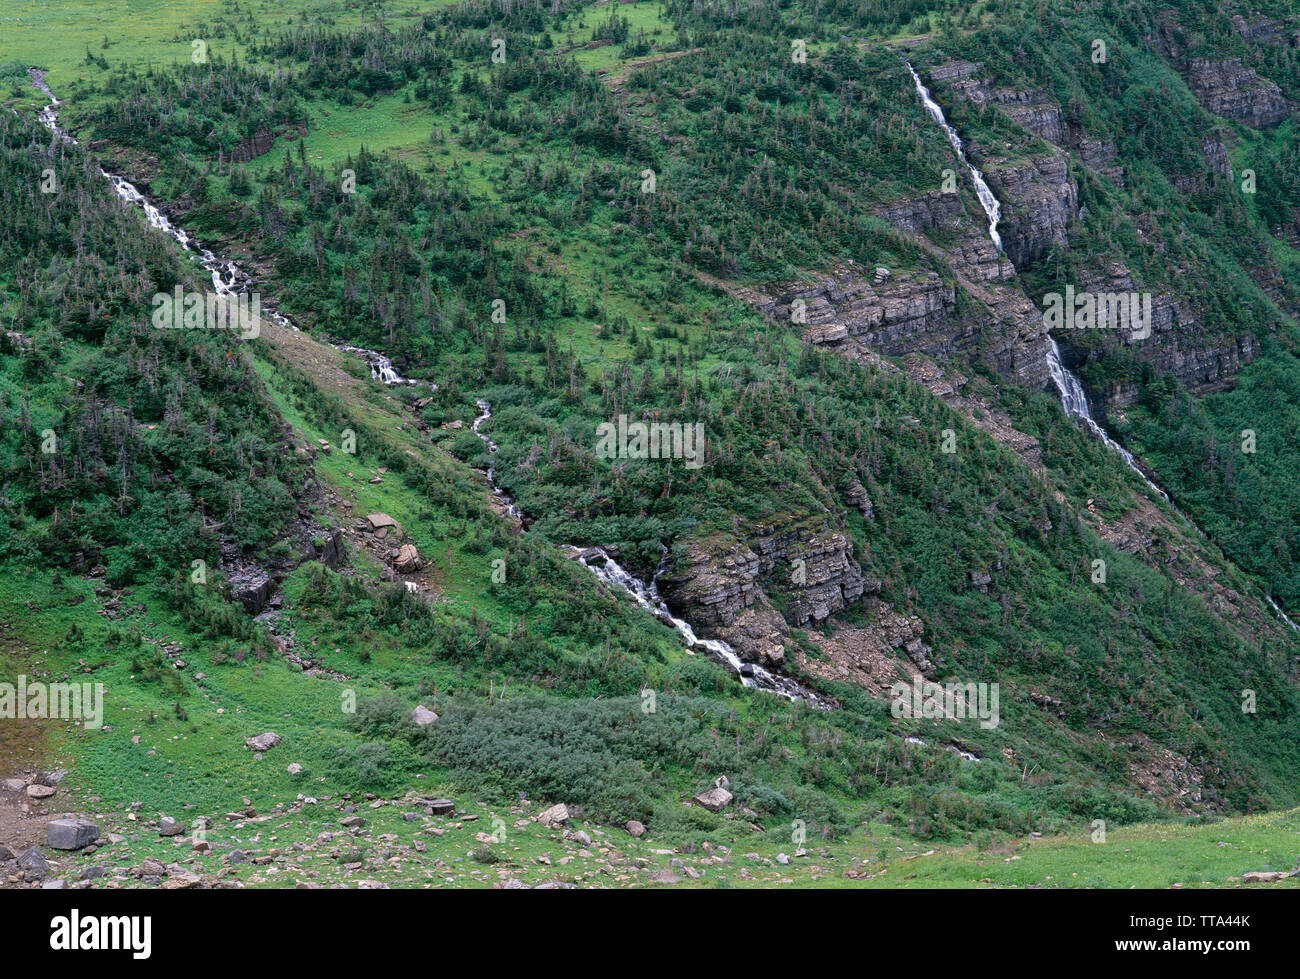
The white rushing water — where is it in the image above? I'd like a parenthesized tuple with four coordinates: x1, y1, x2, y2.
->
(466, 399, 828, 704)
(903, 61, 1300, 633)
(577, 547, 831, 706)
(40, 75, 824, 704)
(31, 69, 418, 387)
(906, 62, 1002, 251)
(470, 399, 524, 521)
(1044, 339, 1169, 501)
(905, 61, 1167, 502)
(33, 70, 1292, 697)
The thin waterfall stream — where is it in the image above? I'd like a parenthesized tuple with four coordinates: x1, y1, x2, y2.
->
(905, 61, 1295, 632)
(26, 70, 836, 699)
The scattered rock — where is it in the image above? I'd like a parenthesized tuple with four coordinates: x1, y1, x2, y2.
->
(139, 857, 166, 877)
(412, 705, 439, 726)
(158, 816, 185, 837)
(365, 513, 401, 535)
(1242, 870, 1284, 883)
(18, 847, 49, 880)
(26, 784, 56, 799)
(625, 820, 646, 838)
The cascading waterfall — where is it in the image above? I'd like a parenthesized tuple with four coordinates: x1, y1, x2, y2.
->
(470, 399, 524, 521)
(576, 547, 831, 706)
(466, 401, 829, 703)
(904, 61, 1300, 631)
(1044, 338, 1168, 501)
(906, 63, 1002, 251)
(906, 61, 1166, 501)
(31, 68, 419, 388)
(31, 66, 1292, 695)
(39, 64, 828, 701)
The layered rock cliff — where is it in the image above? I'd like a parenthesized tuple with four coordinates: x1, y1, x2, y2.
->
(1060, 262, 1260, 406)
(659, 518, 869, 631)
(658, 517, 934, 674)
(986, 155, 1078, 268)
(1185, 58, 1292, 128)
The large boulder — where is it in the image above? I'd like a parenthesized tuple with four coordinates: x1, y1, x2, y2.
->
(244, 732, 281, 752)
(158, 816, 185, 837)
(395, 544, 421, 573)
(412, 705, 438, 726)
(46, 818, 100, 850)
(693, 787, 733, 813)
(535, 803, 570, 828)
(366, 513, 401, 539)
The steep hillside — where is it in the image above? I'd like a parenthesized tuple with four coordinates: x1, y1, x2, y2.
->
(2, 0, 1299, 892)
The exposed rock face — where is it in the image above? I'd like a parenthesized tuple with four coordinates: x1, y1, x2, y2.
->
(716, 605, 790, 666)
(659, 517, 868, 631)
(1201, 136, 1233, 180)
(1231, 13, 1298, 46)
(1061, 262, 1259, 405)
(1066, 125, 1123, 184)
(872, 189, 964, 234)
(225, 561, 276, 615)
(1174, 135, 1234, 193)
(760, 266, 957, 357)
(929, 61, 1123, 183)
(987, 155, 1078, 268)
(947, 71, 1066, 145)
(1185, 59, 1291, 127)
(749, 521, 868, 627)
(225, 129, 275, 165)
(316, 528, 345, 568)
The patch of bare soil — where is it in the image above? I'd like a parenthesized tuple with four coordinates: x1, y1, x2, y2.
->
(1119, 732, 1212, 815)
(795, 621, 919, 697)
(0, 637, 61, 851)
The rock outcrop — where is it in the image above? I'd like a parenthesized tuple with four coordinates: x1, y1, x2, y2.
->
(1060, 262, 1259, 405)
(987, 155, 1078, 268)
(1185, 59, 1291, 128)
(928, 60, 1123, 183)
(659, 517, 868, 631)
